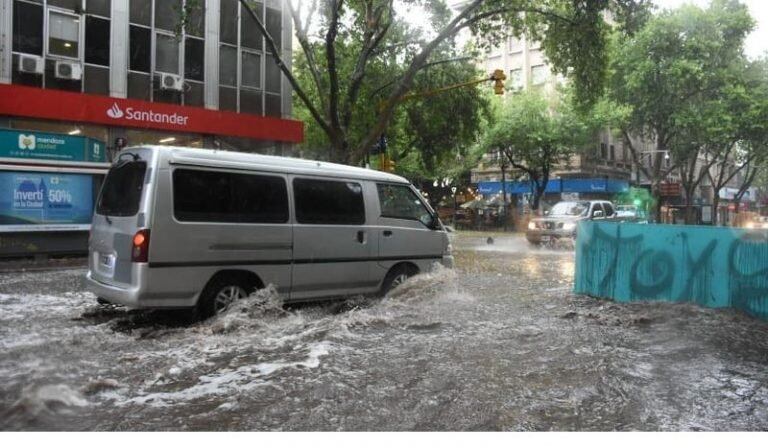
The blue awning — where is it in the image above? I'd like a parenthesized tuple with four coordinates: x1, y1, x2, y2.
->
(477, 178, 629, 195)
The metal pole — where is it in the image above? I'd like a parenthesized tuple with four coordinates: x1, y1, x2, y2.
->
(500, 151, 508, 232)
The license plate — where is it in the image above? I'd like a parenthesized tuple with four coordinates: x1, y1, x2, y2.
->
(99, 254, 115, 275)
(541, 236, 551, 242)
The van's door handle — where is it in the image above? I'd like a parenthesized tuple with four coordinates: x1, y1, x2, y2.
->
(357, 230, 366, 244)
(383, 230, 393, 237)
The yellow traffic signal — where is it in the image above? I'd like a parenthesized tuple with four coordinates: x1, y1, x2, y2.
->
(491, 69, 506, 95)
(379, 154, 396, 172)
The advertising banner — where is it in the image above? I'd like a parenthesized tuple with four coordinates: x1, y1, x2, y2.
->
(0, 129, 106, 163)
(0, 171, 94, 232)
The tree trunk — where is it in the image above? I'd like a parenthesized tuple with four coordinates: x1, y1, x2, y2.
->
(684, 186, 696, 225)
(712, 192, 720, 226)
(651, 182, 663, 224)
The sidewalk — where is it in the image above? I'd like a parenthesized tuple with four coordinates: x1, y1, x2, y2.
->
(0, 256, 88, 273)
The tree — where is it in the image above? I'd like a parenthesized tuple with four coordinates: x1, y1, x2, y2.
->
(234, 0, 649, 165)
(478, 90, 597, 210)
(293, 31, 494, 183)
(608, 0, 755, 222)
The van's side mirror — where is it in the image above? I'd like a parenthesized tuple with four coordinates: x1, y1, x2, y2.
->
(429, 214, 442, 230)
(593, 210, 604, 218)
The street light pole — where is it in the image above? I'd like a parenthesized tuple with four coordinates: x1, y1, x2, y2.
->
(451, 186, 458, 227)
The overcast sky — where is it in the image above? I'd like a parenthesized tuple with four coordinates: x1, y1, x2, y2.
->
(653, 0, 768, 59)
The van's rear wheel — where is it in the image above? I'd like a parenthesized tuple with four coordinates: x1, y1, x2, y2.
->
(196, 275, 251, 319)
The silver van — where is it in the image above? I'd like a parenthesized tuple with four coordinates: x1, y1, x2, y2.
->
(86, 146, 453, 318)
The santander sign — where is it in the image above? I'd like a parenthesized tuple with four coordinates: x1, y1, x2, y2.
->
(106, 102, 189, 125)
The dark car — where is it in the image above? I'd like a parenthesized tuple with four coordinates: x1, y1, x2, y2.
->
(525, 200, 615, 245)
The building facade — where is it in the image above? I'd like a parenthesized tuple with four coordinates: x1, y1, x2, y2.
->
(0, 0, 303, 257)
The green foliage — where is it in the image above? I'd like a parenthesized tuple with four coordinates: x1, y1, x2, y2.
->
(609, 0, 755, 154)
(293, 6, 493, 181)
(478, 89, 604, 208)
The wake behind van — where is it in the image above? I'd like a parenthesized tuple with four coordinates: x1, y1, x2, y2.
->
(86, 146, 453, 318)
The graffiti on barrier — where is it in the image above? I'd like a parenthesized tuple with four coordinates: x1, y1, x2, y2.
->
(574, 222, 768, 320)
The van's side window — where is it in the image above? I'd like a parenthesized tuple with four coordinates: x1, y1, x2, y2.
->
(293, 178, 365, 225)
(377, 184, 432, 227)
(173, 169, 288, 223)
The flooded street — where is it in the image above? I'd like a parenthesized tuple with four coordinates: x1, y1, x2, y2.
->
(2, 233, 768, 431)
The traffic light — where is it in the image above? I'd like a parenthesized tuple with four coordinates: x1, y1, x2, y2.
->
(491, 69, 506, 95)
(379, 154, 396, 173)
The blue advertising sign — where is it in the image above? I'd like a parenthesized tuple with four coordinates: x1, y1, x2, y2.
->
(0, 129, 106, 163)
(0, 171, 94, 231)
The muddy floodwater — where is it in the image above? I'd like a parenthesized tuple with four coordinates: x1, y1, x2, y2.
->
(2, 233, 768, 431)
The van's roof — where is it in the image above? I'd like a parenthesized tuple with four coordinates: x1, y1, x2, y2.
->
(129, 145, 410, 183)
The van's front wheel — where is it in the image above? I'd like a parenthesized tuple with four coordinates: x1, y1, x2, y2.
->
(196, 276, 250, 319)
(380, 264, 417, 297)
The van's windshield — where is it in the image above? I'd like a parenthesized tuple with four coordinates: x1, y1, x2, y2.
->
(96, 161, 147, 217)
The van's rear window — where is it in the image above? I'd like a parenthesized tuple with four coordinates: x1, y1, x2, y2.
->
(96, 161, 147, 217)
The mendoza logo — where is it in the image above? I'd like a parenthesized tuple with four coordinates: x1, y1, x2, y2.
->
(18, 134, 36, 150)
(106, 102, 189, 126)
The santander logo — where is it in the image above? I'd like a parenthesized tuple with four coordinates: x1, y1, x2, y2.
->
(105, 101, 189, 126)
(106, 103, 124, 119)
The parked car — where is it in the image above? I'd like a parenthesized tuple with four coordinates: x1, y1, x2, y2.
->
(614, 204, 649, 223)
(526, 200, 615, 245)
(745, 216, 768, 230)
(86, 146, 453, 319)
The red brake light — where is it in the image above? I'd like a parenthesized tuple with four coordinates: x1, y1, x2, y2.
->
(131, 229, 150, 263)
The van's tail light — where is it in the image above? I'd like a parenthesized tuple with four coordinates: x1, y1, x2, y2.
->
(131, 229, 150, 263)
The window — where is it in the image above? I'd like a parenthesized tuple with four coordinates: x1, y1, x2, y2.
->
(48, 11, 79, 58)
(600, 143, 607, 159)
(186, 3, 205, 37)
(220, 0, 239, 45)
(509, 68, 523, 90)
(13, 0, 43, 55)
(130, 0, 152, 26)
(84, 65, 109, 94)
(184, 37, 204, 81)
(294, 179, 365, 225)
(531, 65, 548, 85)
(241, 51, 261, 88)
(49, 0, 80, 10)
(155, 33, 179, 74)
(241, 88, 263, 115)
(86, 0, 111, 18)
(155, 0, 181, 32)
(241, 2, 264, 50)
(128, 72, 151, 100)
(603, 203, 614, 217)
(85, 16, 110, 66)
(265, 58, 281, 93)
(173, 169, 288, 223)
(219, 45, 238, 86)
(97, 162, 147, 217)
(265, 94, 281, 117)
(610, 144, 616, 161)
(591, 203, 604, 217)
(377, 184, 433, 227)
(265, 6, 282, 51)
(129, 26, 151, 72)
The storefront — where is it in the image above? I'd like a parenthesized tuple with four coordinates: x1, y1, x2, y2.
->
(0, 127, 109, 257)
(0, 1, 305, 258)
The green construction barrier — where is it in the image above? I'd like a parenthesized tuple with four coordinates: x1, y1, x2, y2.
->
(574, 221, 768, 320)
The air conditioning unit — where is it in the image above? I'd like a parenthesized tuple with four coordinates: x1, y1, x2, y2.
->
(158, 72, 184, 91)
(55, 60, 82, 80)
(17, 54, 44, 75)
